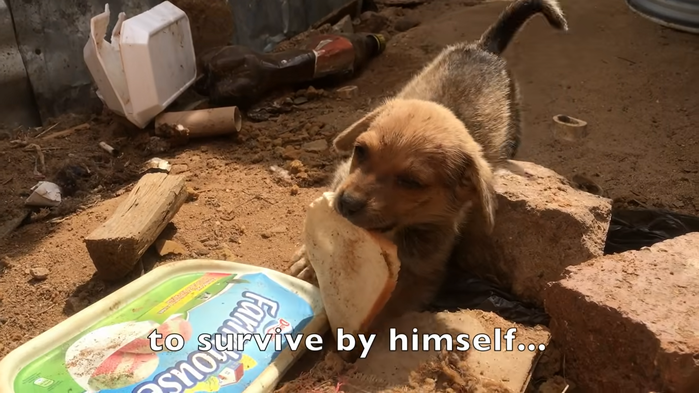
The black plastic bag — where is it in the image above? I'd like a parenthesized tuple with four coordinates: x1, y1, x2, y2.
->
(428, 208, 699, 327)
(604, 208, 699, 254)
(429, 267, 550, 327)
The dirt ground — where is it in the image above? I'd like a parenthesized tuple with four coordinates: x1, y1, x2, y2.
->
(1, 0, 698, 388)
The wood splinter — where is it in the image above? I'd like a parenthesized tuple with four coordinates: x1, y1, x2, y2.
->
(84, 173, 189, 281)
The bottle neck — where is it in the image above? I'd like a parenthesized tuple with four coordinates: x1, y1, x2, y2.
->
(365, 34, 386, 58)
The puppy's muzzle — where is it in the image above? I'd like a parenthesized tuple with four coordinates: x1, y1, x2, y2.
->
(336, 191, 367, 219)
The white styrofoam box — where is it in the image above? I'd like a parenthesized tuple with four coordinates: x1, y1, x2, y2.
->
(83, 4, 129, 118)
(119, 1, 197, 128)
(83, 2, 196, 129)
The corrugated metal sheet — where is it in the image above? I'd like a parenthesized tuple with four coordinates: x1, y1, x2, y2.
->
(0, 0, 40, 127)
(627, 0, 699, 34)
(6, 0, 358, 125)
(8, 0, 162, 123)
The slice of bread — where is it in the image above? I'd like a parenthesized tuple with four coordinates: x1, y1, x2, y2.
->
(303, 192, 401, 339)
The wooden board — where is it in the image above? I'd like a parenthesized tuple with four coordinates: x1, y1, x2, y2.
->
(84, 173, 188, 280)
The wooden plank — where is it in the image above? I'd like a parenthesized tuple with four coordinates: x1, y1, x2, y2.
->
(84, 173, 188, 281)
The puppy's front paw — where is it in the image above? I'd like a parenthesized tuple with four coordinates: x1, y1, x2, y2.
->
(288, 245, 318, 286)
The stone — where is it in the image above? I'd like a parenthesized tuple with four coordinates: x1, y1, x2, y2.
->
(358, 11, 390, 33)
(65, 296, 89, 314)
(452, 160, 612, 304)
(336, 85, 359, 99)
(287, 159, 305, 174)
(394, 16, 420, 32)
(545, 233, 699, 392)
(261, 225, 288, 239)
(302, 139, 328, 152)
(282, 146, 301, 160)
(29, 267, 49, 280)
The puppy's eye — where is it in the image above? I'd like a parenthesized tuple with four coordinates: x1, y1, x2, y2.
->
(396, 175, 424, 189)
(353, 144, 367, 161)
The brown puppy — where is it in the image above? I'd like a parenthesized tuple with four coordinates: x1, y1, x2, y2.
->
(291, 0, 568, 320)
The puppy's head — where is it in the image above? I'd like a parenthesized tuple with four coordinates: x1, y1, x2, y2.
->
(332, 98, 496, 232)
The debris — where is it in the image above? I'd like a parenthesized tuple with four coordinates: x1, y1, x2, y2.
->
(376, 0, 426, 7)
(551, 114, 588, 142)
(144, 158, 172, 174)
(261, 225, 288, 239)
(154, 239, 187, 256)
(42, 123, 90, 140)
(98, 141, 119, 156)
(538, 376, 571, 393)
(154, 106, 243, 145)
(270, 165, 293, 184)
(186, 186, 199, 201)
(287, 159, 305, 174)
(84, 3, 196, 128)
(23, 144, 46, 173)
(335, 85, 359, 99)
(358, 11, 390, 33)
(84, 173, 189, 281)
(304, 86, 326, 99)
(290, 184, 300, 195)
(0, 209, 31, 240)
(292, 96, 309, 105)
(29, 267, 49, 280)
(394, 16, 421, 32)
(25, 181, 62, 207)
(145, 136, 171, 154)
(311, 0, 367, 29)
(281, 146, 301, 160)
(195, 33, 386, 107)
(332, 15, 354, 34)
(34, 123, 60, 138)
(302, 139, 329, 152)
(65, 296, 89, 314)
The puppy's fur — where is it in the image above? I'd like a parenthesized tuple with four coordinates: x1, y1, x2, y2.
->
(293, 0, 568, 321)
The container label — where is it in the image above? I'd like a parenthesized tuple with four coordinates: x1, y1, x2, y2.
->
(307, 35, 356, 78)
(13, 272, 315, 393)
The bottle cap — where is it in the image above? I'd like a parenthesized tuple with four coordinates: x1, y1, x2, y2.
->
(371, 34, 387, 54)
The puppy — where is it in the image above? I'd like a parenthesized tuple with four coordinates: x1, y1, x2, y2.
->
(290, 0, 568, 320)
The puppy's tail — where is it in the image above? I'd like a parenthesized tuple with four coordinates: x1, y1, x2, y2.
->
(478, 0, 568, 56)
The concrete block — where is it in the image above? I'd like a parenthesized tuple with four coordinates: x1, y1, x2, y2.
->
(545, 233, 699, 392)
(452, 160, 612, 304)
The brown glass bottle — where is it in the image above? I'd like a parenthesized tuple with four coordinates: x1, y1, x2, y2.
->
(194, 33, 387, 107)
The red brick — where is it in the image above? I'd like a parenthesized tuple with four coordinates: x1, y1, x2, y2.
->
(545, 233, 699, 392)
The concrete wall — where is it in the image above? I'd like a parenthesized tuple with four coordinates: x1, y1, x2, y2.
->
(5, 0, 352, 125)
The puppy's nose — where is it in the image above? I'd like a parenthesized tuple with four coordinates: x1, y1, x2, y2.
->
(337, 191, 367, 217)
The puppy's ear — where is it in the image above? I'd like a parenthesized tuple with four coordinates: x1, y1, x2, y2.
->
(458, 151, 497, 233)
(333, 106, 384, 152)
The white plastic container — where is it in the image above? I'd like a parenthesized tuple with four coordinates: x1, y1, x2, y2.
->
(83, 2, 197, 129)
(0, 259, 328, 393)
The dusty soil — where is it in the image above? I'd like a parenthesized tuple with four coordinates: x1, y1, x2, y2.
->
(1, 0, 698, 389)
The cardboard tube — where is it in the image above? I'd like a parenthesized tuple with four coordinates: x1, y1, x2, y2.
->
(552, 114, 588, 142)
(154, 106, 242, 140)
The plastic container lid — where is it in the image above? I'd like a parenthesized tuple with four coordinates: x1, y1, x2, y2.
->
(0, 259, 328, 393)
